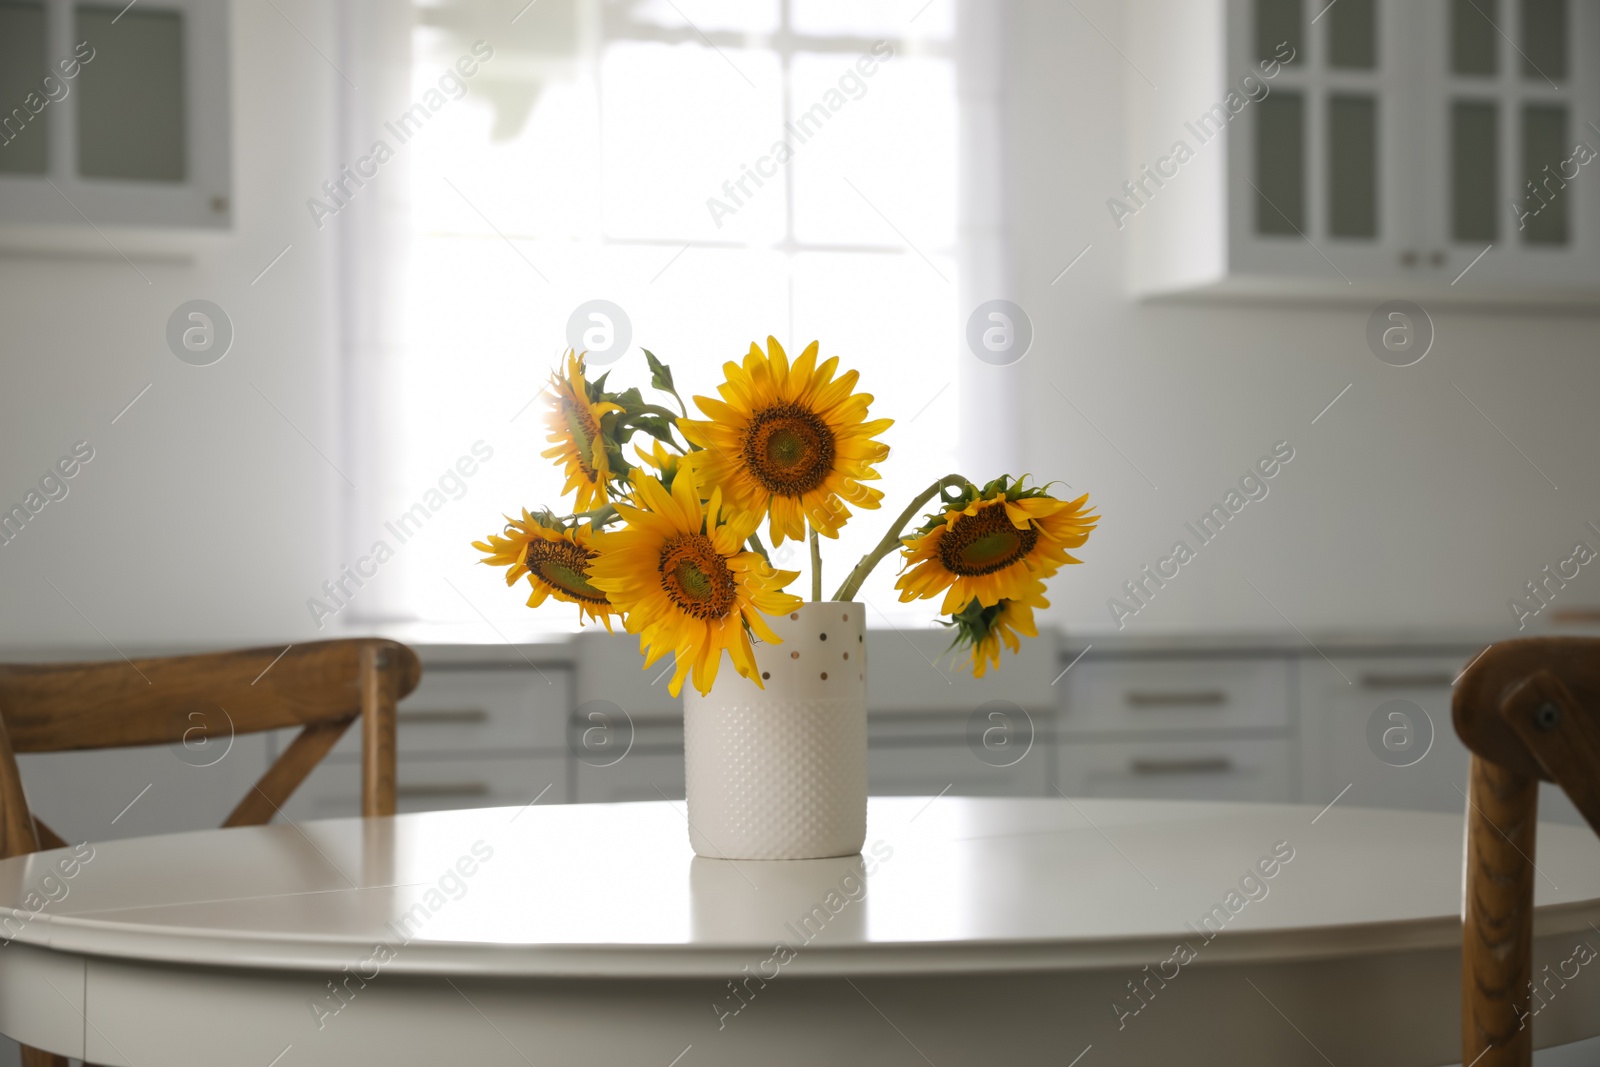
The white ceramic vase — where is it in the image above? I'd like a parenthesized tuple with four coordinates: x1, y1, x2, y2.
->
(682, 601, 867, 860)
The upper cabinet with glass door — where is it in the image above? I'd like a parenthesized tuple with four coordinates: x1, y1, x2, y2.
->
(0, 0, 230, 231)
(1126, 0, 1600, 302)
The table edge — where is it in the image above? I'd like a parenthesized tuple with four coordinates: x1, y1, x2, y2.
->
(11, 897, 1600, 978)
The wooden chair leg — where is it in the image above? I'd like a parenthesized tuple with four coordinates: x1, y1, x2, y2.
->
(359, 643, 397, 818)
(20, 1044, 69, 1066)
(0, 717, 39, 860)
(1463, 754, 1538, 1067)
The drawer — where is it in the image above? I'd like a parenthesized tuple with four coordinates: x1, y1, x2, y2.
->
(870, 740, 1051, 797)
(868, 710, 1058, 747)
(1299, 655, 1472, 814)
(568, 710, 681, 765)
(1057, 739, 1291, 803)
(280, 756, 565, 821)
(1061, 657, 1291, 735)
(325, 667, 572, 759)
(572, 750, 685, 804)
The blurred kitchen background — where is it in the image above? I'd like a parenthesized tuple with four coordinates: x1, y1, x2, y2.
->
(0, 0, 1597, 847)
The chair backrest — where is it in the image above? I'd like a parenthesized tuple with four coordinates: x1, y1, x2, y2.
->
(0, 638, 421, 859)
(1454, 636, 1600, 1067)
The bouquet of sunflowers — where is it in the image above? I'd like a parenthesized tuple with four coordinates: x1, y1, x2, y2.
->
(475, 338, 1097, 698)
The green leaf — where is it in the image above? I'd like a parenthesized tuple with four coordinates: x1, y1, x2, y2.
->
(633, 415, 677, 443)
(643, 348, 673, 393)
(613, 386, 646, 414)
(643, 348, 687, 413)
(601, 433, 632, 477)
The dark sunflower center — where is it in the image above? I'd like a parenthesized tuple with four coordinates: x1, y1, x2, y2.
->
(658, 533, 738, 620)
(562, 400, 600, 479)
(526, 540, 608, 604)
(741, 402, 835, 496)
(938, 505, 1038, 577)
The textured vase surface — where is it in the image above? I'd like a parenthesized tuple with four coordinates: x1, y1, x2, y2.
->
(682, 601, 867, 860)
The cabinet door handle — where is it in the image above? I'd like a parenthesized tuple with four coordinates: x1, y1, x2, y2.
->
(1359, 673, 1453, 690)
(1129, 757, 1234, 776)
(1125, 689, 1227, 707)
(395, 782, 490, 798)
(397, 709, 489, 724)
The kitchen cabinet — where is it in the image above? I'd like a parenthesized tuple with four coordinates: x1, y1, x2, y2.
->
(279, 666, 572, 822)
(1127, 0, 1600, 301)
(1298, 652, 1585, 823)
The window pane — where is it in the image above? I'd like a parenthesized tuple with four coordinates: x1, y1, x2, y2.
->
(789, 52, 956, 249)
(1328, 95, 1377, 237)
(411, 61, 600, 240)
(790, 0, 954, 38)
(1328, 0, 1376, 69)
(1255, 91, 1304, 235)
(1451, 0, 1499, 76)
(1520, 0, 1567, 81)
(76, 5, 186, 181)
(1451, 101, 1498, 241)
(0, 1, 48, 175)
(600, 41, 785, 243)
(1521, 103, 1568, 245)
(620, 0, 780, 34)
(1256, 0, 1302, 64)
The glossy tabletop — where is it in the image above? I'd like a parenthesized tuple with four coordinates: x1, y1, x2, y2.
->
(2, 797, 1599, 1066)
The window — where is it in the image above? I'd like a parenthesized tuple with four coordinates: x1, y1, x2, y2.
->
(389, 0, 959, 633)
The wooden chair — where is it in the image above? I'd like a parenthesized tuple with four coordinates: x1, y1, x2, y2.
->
(1455, 636, 1600, 1067)
(0, 638, 420, 1067)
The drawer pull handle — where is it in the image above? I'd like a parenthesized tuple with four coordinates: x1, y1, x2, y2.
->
(1125, 690, 1227, 707)
(1129, 757, 1234, 776)
(395, 782, 490, 798)
(1359, 673, 1453, 690)
(397, 709, 489, 724)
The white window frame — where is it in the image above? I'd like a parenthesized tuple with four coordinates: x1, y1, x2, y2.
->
(593, 3, 957, 273)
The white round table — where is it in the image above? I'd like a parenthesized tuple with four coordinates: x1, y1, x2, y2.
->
(1, 796, 1597, 1066)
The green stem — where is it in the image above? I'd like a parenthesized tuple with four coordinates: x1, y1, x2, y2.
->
(747, 531, 771, 565)
(809, 526, 822, 602)
(831, 474, 974, 603)
(562, 503, 619, 527)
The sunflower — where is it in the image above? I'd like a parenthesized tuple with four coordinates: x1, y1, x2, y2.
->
(679, 337, 892, 546)
(896, 480, 1096, 615)
(472, 510, 617, 630)
(542, 351, 623, 513)
(943, 588, 1043, 678)
(587, 465, 801, 697)
(634, 438, 692, 491)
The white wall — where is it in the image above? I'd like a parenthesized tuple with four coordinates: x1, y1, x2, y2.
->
(1007, 0, 1600, 638)
(0, 0, 343, 649)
